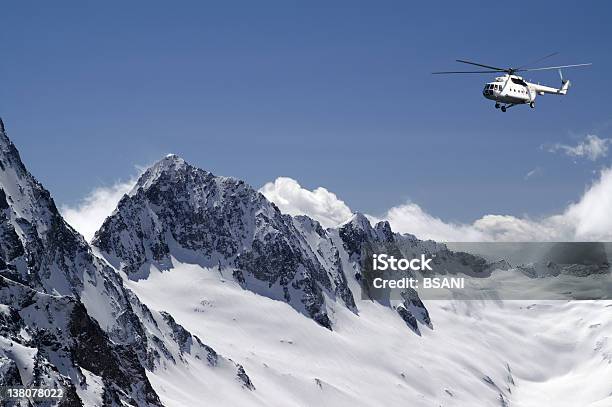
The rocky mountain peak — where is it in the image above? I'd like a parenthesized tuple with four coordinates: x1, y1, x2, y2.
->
(94, 156, 358, 328)
(131, 153, 191, 193)
(345, 212, 372, 229)
(1, 121, 255, 405)
(155, 153, 187, 171)
(374, 220, 396, 242)
(0, 120, 30, 181)
(0, 121, 88, 295)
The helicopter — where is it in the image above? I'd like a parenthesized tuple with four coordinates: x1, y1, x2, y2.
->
(433, 53, 591, 112)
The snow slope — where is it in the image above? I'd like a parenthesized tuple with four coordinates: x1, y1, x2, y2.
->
(2, 117, 611, 406)
(125, 261, 612, 407)
(91, 153, 612, 407)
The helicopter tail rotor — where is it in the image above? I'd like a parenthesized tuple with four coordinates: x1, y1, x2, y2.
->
(557, 69, 571, 94)
(560, 77, 571, 95)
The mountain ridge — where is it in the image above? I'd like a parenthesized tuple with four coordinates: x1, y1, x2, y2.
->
(92, 153, 503, 333)
(0, 120, 255, 406)
(2, 119, 611, 407)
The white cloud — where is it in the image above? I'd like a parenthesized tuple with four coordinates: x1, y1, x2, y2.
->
(381, 203, 486, 242)
(382, 167, 612, 241)
(61, 176, 138, 242)
(369, 204, 561, 242)
(548, 134, 611, 161)
(63, 163, 612, 244)
(259, 177, 353, 228)
(562, 167, 612, 240)
(262, 168, 612, 242)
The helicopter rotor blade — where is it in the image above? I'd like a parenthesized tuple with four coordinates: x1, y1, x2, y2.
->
(455, 59, 508, 72)
(515, 52, 559, 70)
(432, 70, 503, 74)
(516, 63, 592, 72)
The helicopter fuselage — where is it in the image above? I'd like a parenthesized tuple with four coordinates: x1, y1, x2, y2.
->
(482, 74, 569, 108)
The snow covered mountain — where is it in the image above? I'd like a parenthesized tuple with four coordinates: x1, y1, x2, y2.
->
(92, 155, 504, 334)
(0, 120, 254, 406)
(2, 118, 611, 407)
(90, 154, 612, 407)
(93, 155, 357, 329)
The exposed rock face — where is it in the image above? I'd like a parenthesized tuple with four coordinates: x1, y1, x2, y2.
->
(0, 118, 505, 404)
(0, 121, 252, 406)
(0, 126, 90, 295)
(93, 155, 357, 329)
(332, 213, 512, 332)
(93, 156, 502, 334)
(333, 214, 435, 331)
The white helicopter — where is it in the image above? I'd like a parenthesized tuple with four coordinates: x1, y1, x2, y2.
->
(433, 53, 591, 111)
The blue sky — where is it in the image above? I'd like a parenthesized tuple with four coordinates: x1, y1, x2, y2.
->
(1, 1, 610, 224)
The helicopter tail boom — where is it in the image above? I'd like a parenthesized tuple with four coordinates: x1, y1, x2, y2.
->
(530, 77, 571, 96)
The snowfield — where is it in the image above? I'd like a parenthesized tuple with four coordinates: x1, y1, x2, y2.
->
(125, 260, 612, 407)
(2, 120, 611, 407)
